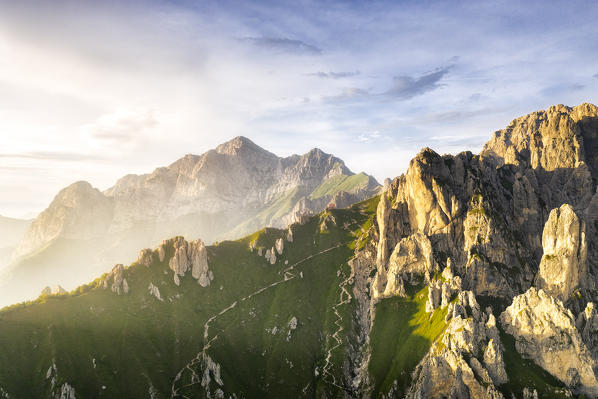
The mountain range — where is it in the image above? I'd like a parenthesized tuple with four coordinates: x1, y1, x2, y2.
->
(0, 137, 379, 306)
(1, 104, 598, 398)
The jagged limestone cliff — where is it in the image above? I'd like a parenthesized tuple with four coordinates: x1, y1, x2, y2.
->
(366, 103, 598, 398)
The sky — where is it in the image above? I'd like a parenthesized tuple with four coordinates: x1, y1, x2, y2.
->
(1, 0, 598, 218)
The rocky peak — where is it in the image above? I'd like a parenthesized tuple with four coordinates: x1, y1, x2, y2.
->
(214, 136, 272, 157)
(404, 148, 464, 235)
(303, 147, 328, 163)
(536, 203, 588, 301)
(13, 180, 113, 260)
(42, 181, 109, 214)
(481, 104, 598, 179)
(55, 181, 100, 200)
(289, 148, 351, 181)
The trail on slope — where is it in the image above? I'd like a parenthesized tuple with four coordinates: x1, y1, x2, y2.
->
(321, 264, 355, 392)
(170, 241, 352, 398)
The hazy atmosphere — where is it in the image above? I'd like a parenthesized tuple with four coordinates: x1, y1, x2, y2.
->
(4, 1, 598, 398)
(2, 0, 598, 218)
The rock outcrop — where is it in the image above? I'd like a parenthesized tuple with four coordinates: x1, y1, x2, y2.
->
(286, 316, 298, 341)
(200, 354, 223, 396)
(275, 238, 284, 255)
(166, 237, 212, 287)
(137, 249, 154, 267)
(59, 383, 76, 399)
(407, 291, 506, 398)
(40, 285, 67, 296)
(483, 338, 508, 385)
(536, 204, 588, 301)
(376, 103, 598, 307)
(500, 287, 598, 396)
(102, 264, 129, 295)
(265, 248, 276, 264)
(577, 302, 598, 360)
(373, 232, 435, 299)
(148, 282, 163, 301)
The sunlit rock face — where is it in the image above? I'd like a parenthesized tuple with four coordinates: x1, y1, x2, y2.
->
(371, 104, 598, 396)
(404, 148, 463, 235)
(536, 204, 588, 301)
(407, 291, 506, 398)
(372, 232, 435, 300)
(164, 237, 212, 287)
(500, 288, 598, 397)
(377, 103, 598, 301)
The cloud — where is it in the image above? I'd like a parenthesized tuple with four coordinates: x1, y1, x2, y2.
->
(540, 82, 585, 97)
(594, 73, 598, 79)
(323, 87, 370, 103)
(308, 71, 360, 79)
(81, 108, 158, 144)
(0, 152, 105, 161)
(240, 37, 322, 54)
(325, 65, 452, 104)
(423, 107, 495, 123)
(356, 131, 382, 142)
(385, 66, 452, 99)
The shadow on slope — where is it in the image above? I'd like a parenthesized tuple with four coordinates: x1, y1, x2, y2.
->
(369, 284, 449, 397)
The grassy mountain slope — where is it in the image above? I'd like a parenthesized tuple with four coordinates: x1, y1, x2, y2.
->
(0, 198, 381, 398)
(310, 173, 373, 200)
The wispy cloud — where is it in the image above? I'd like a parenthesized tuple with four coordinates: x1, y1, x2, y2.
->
(540, 82, 585, 97)
(385, 66, 452, 99)
(593, 73, 598, 79)
(324, 87, 370, 103)
(423, 107, 495, 123)
(356, 131, 383, 142)
(240, 37, 321, 54)
(0, 152, 105, 161)
(325, 65, 452, 103)
(81, 108, 158, 144)
(308, 71, 360, 79)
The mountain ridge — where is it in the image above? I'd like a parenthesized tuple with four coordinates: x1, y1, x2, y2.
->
(2, 136, 380, 306)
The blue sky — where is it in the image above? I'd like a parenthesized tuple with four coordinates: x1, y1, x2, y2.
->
(1, 0, 598, 217)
